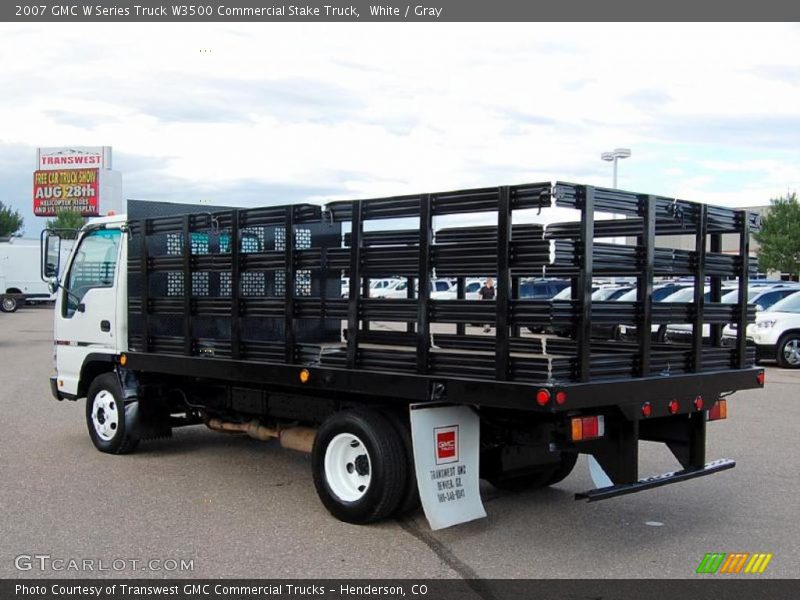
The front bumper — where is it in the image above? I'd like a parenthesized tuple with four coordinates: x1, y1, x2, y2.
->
(49, 376, 62, 400)
(755, 343, 777, 361)
(49, 376, 77, 401)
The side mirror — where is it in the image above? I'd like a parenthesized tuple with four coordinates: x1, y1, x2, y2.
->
(755, 304, 765, 312)
(42, 232, 62, 279)
(47, 278, 59, 294)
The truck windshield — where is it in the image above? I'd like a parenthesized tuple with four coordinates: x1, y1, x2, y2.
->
(63, 228, 121, 317)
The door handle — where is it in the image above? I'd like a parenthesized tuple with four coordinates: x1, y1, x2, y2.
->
(100, 320, 111, 332)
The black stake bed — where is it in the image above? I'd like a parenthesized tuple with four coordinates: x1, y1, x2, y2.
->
(125, 181, 764, 410)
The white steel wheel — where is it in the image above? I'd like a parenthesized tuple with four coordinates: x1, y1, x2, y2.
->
(324, 433, 372, 502)
(85, 373, 139, 454)
(311, 410, 408, 524)
(91, 390, 119, 441)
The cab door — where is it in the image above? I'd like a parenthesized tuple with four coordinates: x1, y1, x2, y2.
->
(54, 227, 123, 397)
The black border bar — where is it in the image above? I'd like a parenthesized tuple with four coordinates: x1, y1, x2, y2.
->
(5, 0, 800, 22)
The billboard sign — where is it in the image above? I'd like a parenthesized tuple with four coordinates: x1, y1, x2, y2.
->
(37, 146, 110, 170)
(33, 168, 100, 216)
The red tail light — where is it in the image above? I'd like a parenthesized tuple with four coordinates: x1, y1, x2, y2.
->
(756, 371, 765, 386)
(555, 391, 567, 405)
(708, 399, 727, 421)
(668, 400, 680, 415)
(571, 415, 605, 441)
(536, 389, 551, 406)
(694, 396, 704, 411)
(641, 402, 652, 418)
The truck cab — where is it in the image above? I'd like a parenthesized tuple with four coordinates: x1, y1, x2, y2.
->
(45, 215, 127, 401)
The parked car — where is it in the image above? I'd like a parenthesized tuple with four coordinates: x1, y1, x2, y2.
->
(543, 285, 634, 338)
(378, 278, 457, 299)
(519, 278, 570, 300)
(465, 278, 485, 300)
(368, 278, 403, 297)
(552, 284, 633, 302)
(593, 285, 635, 301)
(615, 283, 694, 341)
(614, 282, 693, 304)
(664, 286, 798, 342)
(722, 290, 800, 368)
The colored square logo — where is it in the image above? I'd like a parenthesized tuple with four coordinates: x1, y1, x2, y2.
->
(435, 425, 458, 464)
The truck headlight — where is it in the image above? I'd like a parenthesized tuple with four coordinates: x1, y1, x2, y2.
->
(756, 320, 776, 329)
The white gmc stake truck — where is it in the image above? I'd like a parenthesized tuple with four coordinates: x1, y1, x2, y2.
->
(43, 185, 764, 529)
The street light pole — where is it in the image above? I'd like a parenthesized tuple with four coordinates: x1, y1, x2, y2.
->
(600, 148, 632, 188)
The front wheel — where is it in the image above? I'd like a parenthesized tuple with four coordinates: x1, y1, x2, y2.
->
(776, 333, 800, 368)
(1, 296, 18, 313)
(86, 373, 139, 454)
(312, 410, 407, 524)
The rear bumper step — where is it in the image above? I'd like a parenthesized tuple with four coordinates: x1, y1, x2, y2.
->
(575, 458, 735, 502)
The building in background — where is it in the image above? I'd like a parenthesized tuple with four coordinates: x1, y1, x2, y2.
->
(627, 205, 794, 281)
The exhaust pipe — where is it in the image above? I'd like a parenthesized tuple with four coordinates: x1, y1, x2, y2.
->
(207, 418, 316, 453)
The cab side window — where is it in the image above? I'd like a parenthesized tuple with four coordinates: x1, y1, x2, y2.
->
(63, 229, 121, 318)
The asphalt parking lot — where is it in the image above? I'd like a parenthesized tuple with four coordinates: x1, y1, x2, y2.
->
(1, 306, 798, 579)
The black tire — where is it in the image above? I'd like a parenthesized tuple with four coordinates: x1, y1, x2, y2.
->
(385, 410, 421, 516)
(1, 296, 18, 313)
(312, 409, 408, 524)
(488, 452, 578, 492)
(776, 333, 800, 369)
(85, 373, 139, 454)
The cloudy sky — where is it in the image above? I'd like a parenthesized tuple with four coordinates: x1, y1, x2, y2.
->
(2, 22, 800, 236)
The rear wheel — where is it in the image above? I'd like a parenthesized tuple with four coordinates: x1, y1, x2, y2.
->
(1, 296, 18, 313)
(86, 373, 139, 454)
(385, 410, 421, 516)
(312, 409, 407, 524)
(487, 452, 577, 492)
(777, 333, 800, 368)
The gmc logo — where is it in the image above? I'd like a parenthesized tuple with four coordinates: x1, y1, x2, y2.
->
(435, 426, 458, 464)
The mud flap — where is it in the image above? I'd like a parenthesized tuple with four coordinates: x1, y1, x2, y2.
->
(115, 368, 171, 441)
(123, 401, 142, 442)
(409, 403, 486, 530)
(588, 455, 613, 488)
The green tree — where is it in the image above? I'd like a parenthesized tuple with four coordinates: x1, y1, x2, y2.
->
(0, 201, 24, 238)
(754, 193, 800, 278)
(45, 210, 87, 239)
